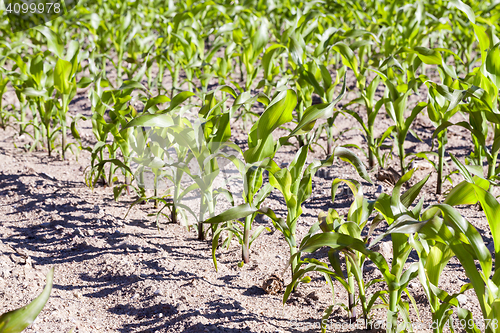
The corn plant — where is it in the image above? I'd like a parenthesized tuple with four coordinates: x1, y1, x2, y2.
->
(86, 80, 150, 190)
(384, 181, 499, 332)
(205, 88, 297, 265)
(424, 79, 463, 194)
(263, 144, 370, 279)
(124, 95, 198, 227)
(287, 169, 428, 332)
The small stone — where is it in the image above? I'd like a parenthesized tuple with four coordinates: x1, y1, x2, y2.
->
(276, 255, 283, 259)
(262, 274, 284, 295)
(456, 294, 467, 305)
(131, 293, 140, 300)
(87, 230, 95, 237)
(158, 313, 163, 318)
(1, 269, 10, 278)
(380, 242, 392, 260)
(409, 282, 419, 289)
(306, 291, 319, 301)
(154, 289, 164, 296)
(73, 291, 83, 299)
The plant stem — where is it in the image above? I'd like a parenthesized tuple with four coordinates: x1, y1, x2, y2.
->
(367, 122, 375, 168)
(387, 289, 399, 333)
(289, 234, 298, 288)
(346, 260, 357, 322)
(488, 125, 500, 188)
(398, 139, 405, 175)
(242, 214, 252, 263)
(437, 131, 446, 195)
(198, 197, 207, 241)
(61, 95, 69, 160)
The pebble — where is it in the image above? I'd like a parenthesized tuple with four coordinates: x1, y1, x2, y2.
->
(409, 282, 419, 289)
(158, 313, 163, 318)
(380, 242, 392, 260)
(306, 291, 319, 301)
(456, 294, 467, 305)
(154, 288, 164, 296)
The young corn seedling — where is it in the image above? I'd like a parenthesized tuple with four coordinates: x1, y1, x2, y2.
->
(286, 170, 428, 330)
(86, 80, 149, 190)
(124, 89, 241, 236)
(344, 74, 384, 168)
(431, 63, 500, 189)
(232, 14, 269, 91)
(320, 28, 382, 163)
(8, 52, 50, 152)
(266, 145, 370, 280)
(205, 89, 297, 265)
(284, 179, 374, 323)
(53, 52, 79, 160)
(394, 182, 500, 332)
(412, 238, 475, 333)
(374, 65, 427, 174)
(124, 90, 198, 227)
(424, 79, 463, 194)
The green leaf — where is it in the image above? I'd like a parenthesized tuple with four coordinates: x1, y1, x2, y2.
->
(204, 203, 257, 224)
(54, 59, 73, 95)
(485, 43, 500, 89)
(401, 173, 430, 208)
(144, 95, 171, 112)
(124, 114, 174, 129)
(331, 42, 359, 77)
(34, 27, 64, 58)
(330, 147, 371, 183)
(290, 76, 346, 136)
(0, 267, 54, 333)
(166, 91, 196, 112)
(251, 89, 297, 144)
(413, 46, 443, 65)
(450, 0, 476, 24)
(300, 232, 394, 282)
(470, 185, 500, 260)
